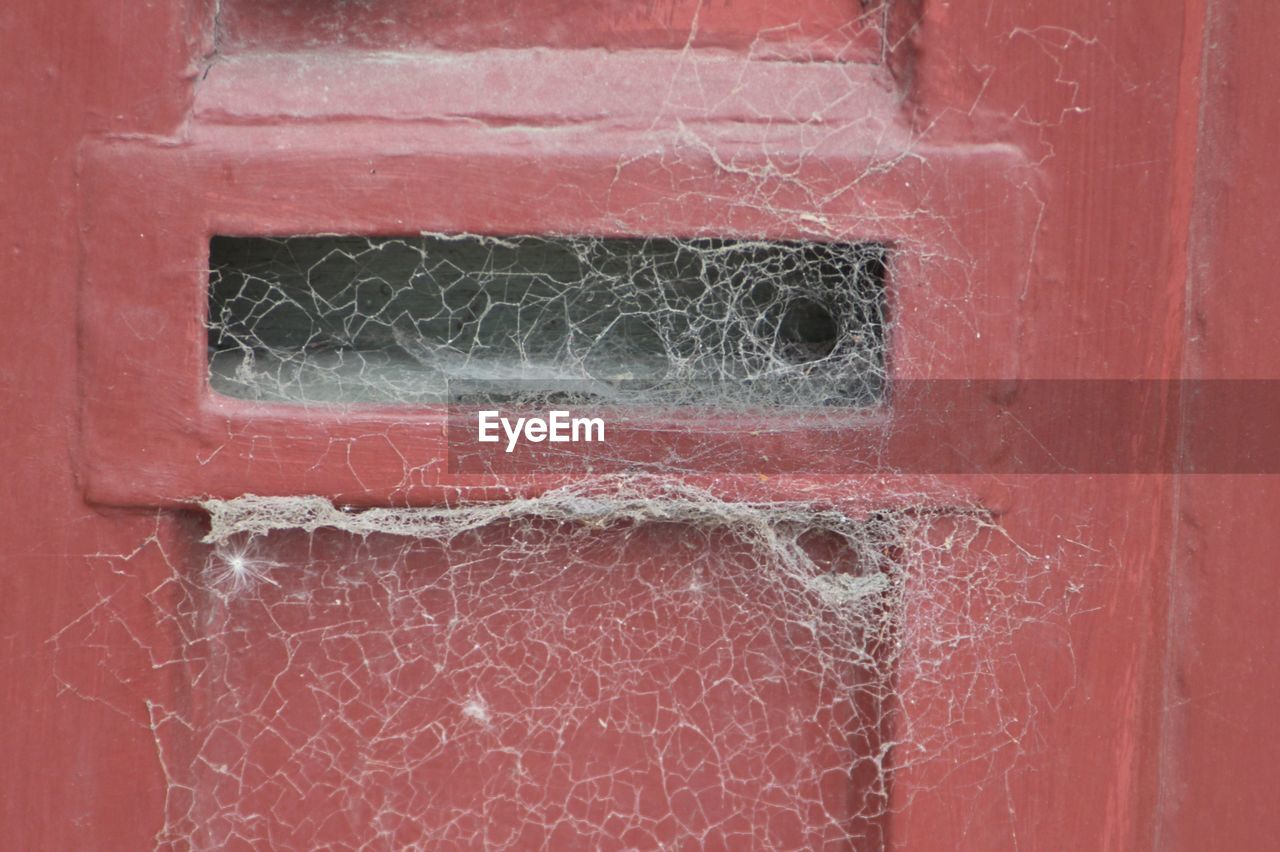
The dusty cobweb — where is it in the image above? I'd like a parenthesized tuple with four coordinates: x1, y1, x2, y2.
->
(49, 3, 1099, 847)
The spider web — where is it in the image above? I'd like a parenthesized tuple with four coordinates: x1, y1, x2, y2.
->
(50, 1, 1101, 847)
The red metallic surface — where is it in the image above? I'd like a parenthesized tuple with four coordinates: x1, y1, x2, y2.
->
(2, 0, 1278, 849)
(164, 524, 893, 848)
(1158, 3, 1280, 848)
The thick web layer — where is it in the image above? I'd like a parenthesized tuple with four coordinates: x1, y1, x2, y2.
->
(208, 237, 889, 408)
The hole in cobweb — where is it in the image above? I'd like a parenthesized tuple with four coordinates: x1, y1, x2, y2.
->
(207, 235, 889, 408)
(778, 298, 839, 362)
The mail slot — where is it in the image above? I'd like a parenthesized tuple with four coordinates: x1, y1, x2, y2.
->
(208, 235, 889, 407)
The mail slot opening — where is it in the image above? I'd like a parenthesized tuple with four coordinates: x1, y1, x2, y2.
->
(207, 235, 889, 407)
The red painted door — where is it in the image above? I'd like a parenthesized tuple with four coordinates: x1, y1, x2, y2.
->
(4, 1, 1279, 849)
